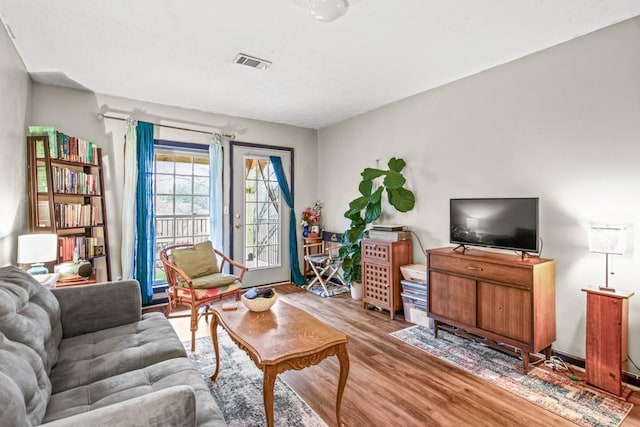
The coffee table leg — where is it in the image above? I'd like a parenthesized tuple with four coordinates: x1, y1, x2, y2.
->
(209, 315, 221, 382)
(336, 343, 350, 426)
(263, 366, 277, 427)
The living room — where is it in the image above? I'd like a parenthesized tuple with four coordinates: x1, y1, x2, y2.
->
(1, 2, 640, 426)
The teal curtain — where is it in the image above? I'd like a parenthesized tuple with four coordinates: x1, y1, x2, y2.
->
(134, 121, 155, 305)
(269, 156, 305, 285)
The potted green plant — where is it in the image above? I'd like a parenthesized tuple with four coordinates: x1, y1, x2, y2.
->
(339, 158, 415, 299)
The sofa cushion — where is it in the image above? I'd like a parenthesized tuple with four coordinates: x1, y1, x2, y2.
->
(44, 358, 226, 427)
(0, 333, 52, 426)
(0, 266, 62, 374)
(49, 312, 187, 393)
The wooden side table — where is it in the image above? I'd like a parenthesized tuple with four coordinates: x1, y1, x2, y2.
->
(581, 287, 634, 397)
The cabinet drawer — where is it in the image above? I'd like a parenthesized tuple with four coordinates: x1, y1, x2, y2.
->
(429, 254, 532, 288)
(362, 241, 391, 262)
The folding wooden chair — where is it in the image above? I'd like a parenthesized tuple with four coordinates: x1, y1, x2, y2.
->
(303, 236, 347, 297)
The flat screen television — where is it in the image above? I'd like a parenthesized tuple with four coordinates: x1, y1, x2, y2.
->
(450, 198, 539, 253)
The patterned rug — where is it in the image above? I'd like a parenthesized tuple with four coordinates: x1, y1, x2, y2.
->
(391, 326, 633, 427)
(185, 335, 327, 426)
(305, 281, 350, 298)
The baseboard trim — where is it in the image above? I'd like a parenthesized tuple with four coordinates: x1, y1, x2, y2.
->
(552, 349, 640, 388)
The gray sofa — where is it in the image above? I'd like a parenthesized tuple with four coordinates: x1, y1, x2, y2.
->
(0, 265, 226, 427)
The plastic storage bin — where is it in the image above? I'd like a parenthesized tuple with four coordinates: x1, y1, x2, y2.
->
(401, 279, 427, 297)
(400, 264, 427, 283)
(401, 292, 433, 329)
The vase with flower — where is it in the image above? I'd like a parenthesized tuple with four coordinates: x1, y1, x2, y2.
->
(300, 201, 323, 239)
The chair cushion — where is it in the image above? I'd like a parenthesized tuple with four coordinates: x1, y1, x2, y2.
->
(49, 312, 188, 393)
(174, 281, 241, 301)
(191, 273, 239, 289)
(172, 241, 219, 280)
(307, 254, 329, 264)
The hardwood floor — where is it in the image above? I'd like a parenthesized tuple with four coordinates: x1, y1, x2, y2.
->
(169, 284, 640, 427)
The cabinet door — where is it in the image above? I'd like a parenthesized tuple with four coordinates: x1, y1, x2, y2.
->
(477, 281, 531, 343)
(429, 271, 476, 326)
(363, 262, 391, 307)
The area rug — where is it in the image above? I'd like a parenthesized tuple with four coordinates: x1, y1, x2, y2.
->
(185, 335, 327, 426)
(391, 325, 633, 427)
(305, 281, 350, 298)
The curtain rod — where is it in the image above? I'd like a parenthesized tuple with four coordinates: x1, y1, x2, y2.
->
(97, 113, 236, 139)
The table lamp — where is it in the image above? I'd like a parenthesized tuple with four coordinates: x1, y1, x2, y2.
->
(17, 234, 58, 275)
(588, 225, 626, 292)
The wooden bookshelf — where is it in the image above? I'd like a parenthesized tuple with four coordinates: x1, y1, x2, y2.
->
(26, 131, 111, 282)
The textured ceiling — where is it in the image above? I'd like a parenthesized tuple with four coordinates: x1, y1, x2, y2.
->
(1, 1, 639, 129)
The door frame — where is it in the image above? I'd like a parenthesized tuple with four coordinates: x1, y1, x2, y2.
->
(229, 141, 295, 283)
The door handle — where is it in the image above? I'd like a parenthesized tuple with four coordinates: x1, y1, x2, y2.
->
(465, 265, 483, 271)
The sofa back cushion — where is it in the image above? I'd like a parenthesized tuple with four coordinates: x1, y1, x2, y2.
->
(0, 333, 52, 425)
(0, 265, 63, 424)
(0, 266, 63, 373)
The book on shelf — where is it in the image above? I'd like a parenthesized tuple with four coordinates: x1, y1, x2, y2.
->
(54, 203, 102, 228)
(29, 126, 98, 165)
(58, 236, 102, 262)
(51, 166, 99, 195)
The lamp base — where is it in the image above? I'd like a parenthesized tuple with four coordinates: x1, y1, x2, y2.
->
(598, 286, 616, 292)
(27, 263, 49, 275)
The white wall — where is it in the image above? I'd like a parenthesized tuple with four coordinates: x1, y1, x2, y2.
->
(318, 17, 640, 370)
(30, 84, 318, 280)
(0, 24, 31, 266)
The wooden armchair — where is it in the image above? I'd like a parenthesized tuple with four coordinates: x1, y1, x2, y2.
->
(159, 241, 247, 351)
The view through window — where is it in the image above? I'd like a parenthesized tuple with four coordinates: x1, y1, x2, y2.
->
(153, 144, 209, 283)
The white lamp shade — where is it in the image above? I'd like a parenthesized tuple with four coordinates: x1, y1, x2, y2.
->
(588, 225, 626, 255)
(17, 234, 58, 264)
(308, 0, 348, 22)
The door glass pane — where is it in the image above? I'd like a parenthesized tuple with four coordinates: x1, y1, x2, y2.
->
(243, 155, 281, 269)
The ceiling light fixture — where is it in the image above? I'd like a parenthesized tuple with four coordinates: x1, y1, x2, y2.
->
(308, 0, 349, 22)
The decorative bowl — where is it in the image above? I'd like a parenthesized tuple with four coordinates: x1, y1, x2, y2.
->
(241, 290, 278, 312)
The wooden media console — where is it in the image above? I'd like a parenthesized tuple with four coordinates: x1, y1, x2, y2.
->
(426, 247, 556, 372)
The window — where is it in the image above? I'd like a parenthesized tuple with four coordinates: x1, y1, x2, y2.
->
(153, 142, 210, 283)
(243, 156, 280, 269)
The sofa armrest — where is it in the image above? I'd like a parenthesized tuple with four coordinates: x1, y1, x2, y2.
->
(39, 386, 196, 427)
(51, 280, 142, 338)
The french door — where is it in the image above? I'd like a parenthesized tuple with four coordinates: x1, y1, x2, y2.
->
(230, 143, 293, 286)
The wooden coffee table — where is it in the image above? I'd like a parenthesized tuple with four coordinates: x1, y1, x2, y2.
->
(209, 300, 349, 427)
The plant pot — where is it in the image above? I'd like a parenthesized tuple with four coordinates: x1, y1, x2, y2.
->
(350, 281, 363, 300)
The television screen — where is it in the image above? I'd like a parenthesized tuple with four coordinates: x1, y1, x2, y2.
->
(450, 198, 539, 252)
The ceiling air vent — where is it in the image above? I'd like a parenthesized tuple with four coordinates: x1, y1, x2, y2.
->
(233, 53, 271, 70)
